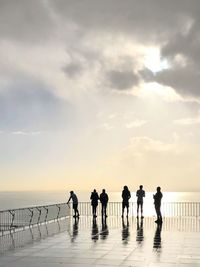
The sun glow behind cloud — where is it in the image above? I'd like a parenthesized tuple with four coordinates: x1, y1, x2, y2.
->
(144, 47, 169, 73)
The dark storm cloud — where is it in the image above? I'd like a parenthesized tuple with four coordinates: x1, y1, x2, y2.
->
(0, 81, 74, 131)
(107, 70, 139, 90)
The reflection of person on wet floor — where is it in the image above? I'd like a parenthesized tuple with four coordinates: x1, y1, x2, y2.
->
(136, 217, 144, 244)
(67, 191, 80, 218)
(100, 189, 109, 218)
(122, 216, 130, 244)
(91, 217, 99, 242)
(153, 186, 163, 223)
(90, 189, 99, 218)
(71, 216, 79, 242)
(122, 186, 131, 218)
(101, 217, 109, 240)
(136, 185, 145, 218)
(153, 222, 162, 249)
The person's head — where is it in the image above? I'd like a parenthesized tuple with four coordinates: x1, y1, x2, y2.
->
(124, 185, 128, 191)
(139, 185, 143, 190)
(93, 189, 96, 193)
(157, 186, 161, 192)
(70, 190, 74, 195)
(102, 189, 105, 193)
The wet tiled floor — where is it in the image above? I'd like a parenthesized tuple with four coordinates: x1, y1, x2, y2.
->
(1, 216, 200, 266)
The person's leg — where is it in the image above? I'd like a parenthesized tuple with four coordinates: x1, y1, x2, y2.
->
(158, 206, 162, 221)
(122, 202, 125, 217)
(137, 202, 139, 216)
(73, 204, 77, 217)
(94, 205, 97, 217)
(105, 204, 107, 217)
(92, 205, 95, 216)
(77, 206, 79, 217)
(127, 205, 129, 217)
(101, 204, 104, 217)
(141, 202, 144, 218)
(155, 205, 159, 221)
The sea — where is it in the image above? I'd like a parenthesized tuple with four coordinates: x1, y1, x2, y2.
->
(0, 191, 200, 211)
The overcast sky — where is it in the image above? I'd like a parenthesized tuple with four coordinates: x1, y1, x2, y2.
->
(1, 0, 200, 192)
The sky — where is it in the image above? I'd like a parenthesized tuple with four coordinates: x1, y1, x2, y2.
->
(1, 0, 200, 192)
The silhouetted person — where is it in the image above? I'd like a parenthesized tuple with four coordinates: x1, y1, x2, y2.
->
(91, 217, 99, 242)
(136, 185, 145, 218)
(121, 186, 131, 218)
(100, 189, 109, 218)
(67, 191, 80, 218)
(122, 216, 130, 244)
(153, 187, 163, 223)
(90, 189, 99, 218)
(153, 222, 162, 249)
(136, 217, 144, 244)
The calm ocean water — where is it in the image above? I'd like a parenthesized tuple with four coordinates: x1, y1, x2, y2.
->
(0, 191, 200, 211)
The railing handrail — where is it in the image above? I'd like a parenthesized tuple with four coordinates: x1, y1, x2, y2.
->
(1, 201, 200, 213)
(0, 202, 68, 213)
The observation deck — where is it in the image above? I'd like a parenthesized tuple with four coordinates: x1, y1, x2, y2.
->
(1, 202, 200, 267)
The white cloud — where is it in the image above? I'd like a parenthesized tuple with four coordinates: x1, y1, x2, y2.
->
(125, 120, 147, 128)
(11, 131, 42, 136)
(174, 114, 200, 125)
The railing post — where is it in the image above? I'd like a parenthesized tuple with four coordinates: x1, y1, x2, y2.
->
(9, 210, 15, 229)
(37, 208, 42, 224)
(44, 207, 48, 222)
(28, 208, 34, 226)
(56, 205, 61, 220)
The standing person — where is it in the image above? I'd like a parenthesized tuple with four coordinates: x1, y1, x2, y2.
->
(67, 191, 80, 218)
(122, 186, 131, 217)
(90, 189, 99, 218)
(153, 186, 163, 223)
(100, 189, 109, 218)
(136, 185, 145, 218)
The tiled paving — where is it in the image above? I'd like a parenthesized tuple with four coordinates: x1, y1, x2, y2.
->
(1, 216, 200, 266)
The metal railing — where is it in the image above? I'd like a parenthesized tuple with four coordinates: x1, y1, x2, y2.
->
(77, 202, 200, 217)
(0, 203, 70, 233)
(1, 201, 200, 234)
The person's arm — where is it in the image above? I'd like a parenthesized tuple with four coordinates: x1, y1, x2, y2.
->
(129, 191, 131, 199)
(67, 195, 71, 204)
(143, 191, 145, 197)
(136, 190, 138, 197)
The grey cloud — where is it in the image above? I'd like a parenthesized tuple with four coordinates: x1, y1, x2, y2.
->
(2, 0, 200, 99)
(107, 70, 139, 90)
(49, 0, 200, 42)
(153, 68, 200, 98)
(62, 62, 83, 77)
(0, 80, 74, 131)
(0, 0, 55, 43)
(139, 18, 200, 98)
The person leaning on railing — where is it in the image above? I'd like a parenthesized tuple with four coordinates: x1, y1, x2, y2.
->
(67, 191, 80, 218)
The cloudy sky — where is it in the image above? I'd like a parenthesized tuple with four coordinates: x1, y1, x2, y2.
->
(1, 0, 200, 192)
